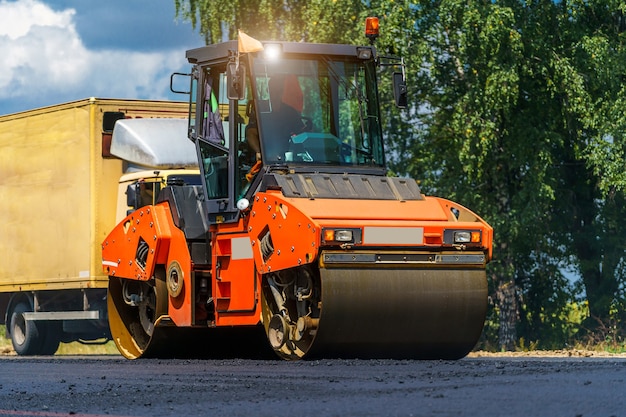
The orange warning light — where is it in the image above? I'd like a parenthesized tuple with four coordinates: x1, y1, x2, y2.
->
(365, 17, 379, 43)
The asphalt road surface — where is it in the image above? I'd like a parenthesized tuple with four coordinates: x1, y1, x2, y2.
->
(0, 356, 624, 417)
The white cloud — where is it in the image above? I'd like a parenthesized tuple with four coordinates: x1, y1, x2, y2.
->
(0, 0, 74, 40)
(0, 0, 190, 112)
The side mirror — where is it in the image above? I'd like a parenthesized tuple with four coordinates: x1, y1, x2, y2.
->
(393, 72, 408, 108)
(227, 62, 246, 100)
(101, 111, 125, 157)
(126, 183, 140, 210)
(102, 111, 125, 133)
(170, 72, 192, 95)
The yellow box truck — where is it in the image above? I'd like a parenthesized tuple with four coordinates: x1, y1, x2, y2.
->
(0, 98, 199, 355)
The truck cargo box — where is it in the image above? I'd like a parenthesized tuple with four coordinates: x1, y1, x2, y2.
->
(0, 98, 197, 355)
(0, 98, 190, 292)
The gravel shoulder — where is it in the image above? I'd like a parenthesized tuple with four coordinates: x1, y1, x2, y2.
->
(468, 349, 626, 358)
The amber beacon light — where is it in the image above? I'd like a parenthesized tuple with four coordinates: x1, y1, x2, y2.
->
(365, 17, 380, 43)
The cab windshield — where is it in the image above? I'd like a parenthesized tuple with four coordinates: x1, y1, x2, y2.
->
(250, 55, 384, 168)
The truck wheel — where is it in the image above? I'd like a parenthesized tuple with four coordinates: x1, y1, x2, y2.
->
(9, 302, 44, 355)
(39, 322, 62, 355)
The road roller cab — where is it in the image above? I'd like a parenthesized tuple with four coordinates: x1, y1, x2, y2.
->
(102, 25, 493, 360)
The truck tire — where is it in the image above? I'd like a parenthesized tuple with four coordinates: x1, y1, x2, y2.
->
(9, 301, 45, 356)
(39, 322, 61, 355)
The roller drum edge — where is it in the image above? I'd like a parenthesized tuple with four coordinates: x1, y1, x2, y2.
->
(108, 277, 273, 359)
(307, 267, 488, 359)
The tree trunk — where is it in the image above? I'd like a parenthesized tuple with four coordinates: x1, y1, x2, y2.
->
(496, 281, 518, 351)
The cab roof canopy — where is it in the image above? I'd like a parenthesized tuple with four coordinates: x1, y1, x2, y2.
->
(186, 40, 376, 65)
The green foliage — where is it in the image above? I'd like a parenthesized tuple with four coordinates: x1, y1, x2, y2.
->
(0, 326, 9, 350)
(395, 0, 626, 348)
(174, 0, 626, 349)
(174, 0, 362, 43)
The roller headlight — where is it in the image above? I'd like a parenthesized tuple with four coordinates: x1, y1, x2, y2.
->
(444, 229, 482, 245)
(322, 228, 362, 245)
(454, 231, 472, 243)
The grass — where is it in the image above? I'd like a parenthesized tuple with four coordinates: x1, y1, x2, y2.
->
(0, 326, 12, 354)
(569, 340, 626, 354)
(2, 321, 624, 357)
(55, 341, 120, 356)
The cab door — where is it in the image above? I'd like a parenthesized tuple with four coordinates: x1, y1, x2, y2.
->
(195, 60, 260, 325)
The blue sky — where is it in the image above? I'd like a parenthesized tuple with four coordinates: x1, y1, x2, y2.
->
(0, 0, 205, 115)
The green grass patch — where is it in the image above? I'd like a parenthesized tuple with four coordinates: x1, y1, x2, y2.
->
(56, 341, 120, 356)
